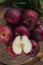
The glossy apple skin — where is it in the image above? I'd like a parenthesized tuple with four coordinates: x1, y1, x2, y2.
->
(4, 8, 22, 25)
(7, 40, 20, 57)
(31, 24, 43, 41)
(26, 40, 39, 57)
(14, 25, 30, 38)
(0, 25, 12, 43)
(23, 10, 39, 27)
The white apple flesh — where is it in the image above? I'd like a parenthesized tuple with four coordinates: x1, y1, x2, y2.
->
(22, 36, 32, 54)
(12, 36, 32, 55)
(12, 36, 22, 55)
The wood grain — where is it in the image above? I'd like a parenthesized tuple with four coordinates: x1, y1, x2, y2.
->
(0, 3, 43, 65)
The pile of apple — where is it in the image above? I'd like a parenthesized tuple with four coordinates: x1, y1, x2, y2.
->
(0, 8, 43, 57)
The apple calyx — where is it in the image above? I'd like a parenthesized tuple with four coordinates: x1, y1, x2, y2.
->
(12, 35, 32, 55)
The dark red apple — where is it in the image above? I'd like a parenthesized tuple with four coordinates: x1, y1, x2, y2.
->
(31, 24, 43, 41)
(27, 40, 39, 57)
(23, 10, 39, 27)
(7, 40, 19, 57)
(14, 25, 30, 38)
(4, 8, 22, 25)
(0, 25, 12, 43)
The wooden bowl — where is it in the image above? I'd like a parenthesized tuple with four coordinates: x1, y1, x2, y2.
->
(0, 6, 43, 65)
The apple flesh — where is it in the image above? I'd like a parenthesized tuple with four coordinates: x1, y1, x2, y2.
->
(4, 8, 22, 25)
(31, 24, 43, 41)
(23, 10, 39, 27)
(0, 25, 12, 43)
(12, 36, 22, 55)
(27, 40, 39, 57)
(14, 25, 30, 38)
(22, 36, 32, 54)
(12, 36, 32, 55)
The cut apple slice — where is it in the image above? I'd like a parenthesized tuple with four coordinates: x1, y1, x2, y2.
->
(22, 36, 32, 54)
(12, 36, 22, 55)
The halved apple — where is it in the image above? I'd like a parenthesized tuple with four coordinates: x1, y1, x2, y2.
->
(12, 35, 32, 55)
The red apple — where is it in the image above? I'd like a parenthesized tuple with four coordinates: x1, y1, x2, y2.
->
(31, 24, 43, 41)
(14, 25, 30, 38)
(7, 36, 32, 57)
(7, 40, 19, 57)
(26, 40, 39, 57)
(4, 8, 22, 25)
(23, 10, 39, 27)
(0, 25, 12, 43)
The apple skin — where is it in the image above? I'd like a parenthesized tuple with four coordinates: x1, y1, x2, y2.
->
(14, 25, 30, 38)
(26, 40, 39, 57)
(0, 25, 12, 43)
(23, 10, 39, 27)
(31, 24, 43, 41)
(7, 40, 21, 57)
(4, 8, 22, 25)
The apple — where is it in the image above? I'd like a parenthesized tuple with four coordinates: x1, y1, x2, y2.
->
(27, 40, 39, 57)
(4, 8, 22, 25)
(12, 36, 32, 55)
(7, 40, 19, 57)
(0, 25, 12, 43)
(22, 36, 32, 54)
(23, 10, 39, 27)
(31, 24, 43, 41)
(14, 25, 30, 38)
(12, 36, 22, 55)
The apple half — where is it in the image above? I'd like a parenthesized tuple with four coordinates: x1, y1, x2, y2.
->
(26, 40, 39, 57)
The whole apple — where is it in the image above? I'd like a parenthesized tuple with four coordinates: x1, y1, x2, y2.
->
(26, 40, 39, 57)
(14, 25, 30, 38)
(23, 10, 39, 27)
(31, 24, 43, 41)
(4, 8, 22, 25)
(7, 35, 32, 57)
(7, 40, 19, 57)
(0, 25, 12, 43)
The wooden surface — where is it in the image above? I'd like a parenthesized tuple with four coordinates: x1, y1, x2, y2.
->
(0, 3, 43, 65)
